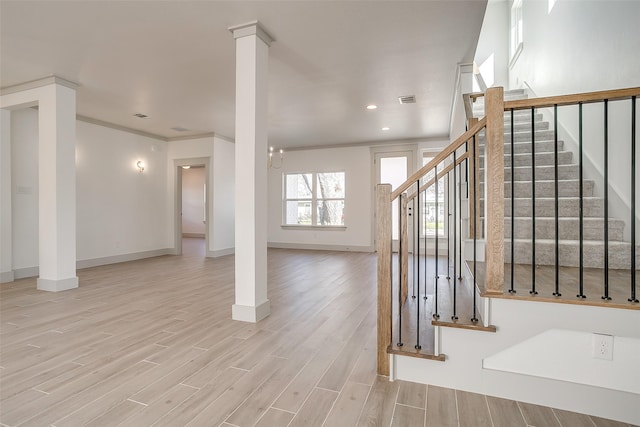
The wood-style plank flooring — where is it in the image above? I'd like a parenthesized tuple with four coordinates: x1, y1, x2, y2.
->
(0, 239, 632, 426)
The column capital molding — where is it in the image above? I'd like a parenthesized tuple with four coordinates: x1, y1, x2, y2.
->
(1, 75, 79, 96)
(228, 20, 274, 46)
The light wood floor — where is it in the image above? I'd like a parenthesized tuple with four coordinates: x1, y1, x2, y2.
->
(0, 239, 632, 426)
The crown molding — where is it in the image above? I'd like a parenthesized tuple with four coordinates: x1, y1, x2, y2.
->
(1, 75, 79, 96)
(77, 115, 168, 141)
(228, 20, 275, 45)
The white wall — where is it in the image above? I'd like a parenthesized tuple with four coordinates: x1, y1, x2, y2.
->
(167, 135, 235, 256)
(181, 167, 206, 236)
(0, 110, 12, 281)
(506, 0, 640, 240)
(212, 137, 235, 254)
(10, 109, 39, 271)
(4, 109, 172, 276)
(267, 146, 373, 251)
(508, 0, 640, 95)
(75, 119, 170, 262)
(474, 0, 509, 89)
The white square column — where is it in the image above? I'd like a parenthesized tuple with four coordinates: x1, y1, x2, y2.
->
(229, 21, 273, 322)
(36, 84, 78, 291)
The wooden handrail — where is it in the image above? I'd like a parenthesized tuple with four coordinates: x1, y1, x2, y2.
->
(391, 117, 487, 201)
(504, 87, 640, 110)
(405, 152, 469, 201)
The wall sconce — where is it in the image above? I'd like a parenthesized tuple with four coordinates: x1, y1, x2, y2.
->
(136, 160, 145, 173)
(268, 146, 284, 169)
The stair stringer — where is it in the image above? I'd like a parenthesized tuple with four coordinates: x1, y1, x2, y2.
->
(392, 296, 640, 425)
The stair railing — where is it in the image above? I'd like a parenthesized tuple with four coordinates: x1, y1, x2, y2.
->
(376, 87, 505, 376)
(502, 88, 639, 304)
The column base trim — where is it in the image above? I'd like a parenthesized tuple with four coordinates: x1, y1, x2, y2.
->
(37, 276, 79, 292)
(232, 300, 271, 323)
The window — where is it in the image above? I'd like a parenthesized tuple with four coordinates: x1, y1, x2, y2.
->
(510, 0, 523, 66)
(422, 155, 446, 237)
(284, 172, 345, 226)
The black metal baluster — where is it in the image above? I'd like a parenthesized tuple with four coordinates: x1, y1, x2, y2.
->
(434, 166, 440, 320)
(631, 96, 638, 303)
(531, 107, 538, 295)
(412, 196, 417, 299)
(578, 103, 586, 298)
(397, 195, 403, 347)
(415, 180, 421, 349)
(553, 105, 561, 296)
(452, 151, 458, 320)
(446, 162, 451, 281)
(471, 134, 478, 323)
(509, 109, 516, 294)
(458, 153, 463, 280)
(424, 182, 428, 302)
(603, 100, 611, 300)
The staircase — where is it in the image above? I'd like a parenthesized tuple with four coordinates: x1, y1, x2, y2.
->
(475, 90, 640, 270)
(376, 87, 640, 425)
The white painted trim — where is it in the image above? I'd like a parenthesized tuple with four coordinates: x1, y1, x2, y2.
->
(209, 248, 235, 258)
(280, 225, 346, 231)
(1, 75, 79, 95)
(166, 132, 216, 142)
(232, 300, 271, 323)
(228, 21, 275, 45)
(285, 137, 433, 153)
(174, 157, 211, 257)
(13, 266, 39, 280)
(389, 354, 396, 381)
(77, 115, 167, 141)
(37, 276, 78, 292)
(76, 248, 174, 269)
(267, 242, 374, 253)
(1, 270, 15, 283)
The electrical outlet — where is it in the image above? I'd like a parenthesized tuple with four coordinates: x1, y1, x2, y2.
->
(592, 333, 614, 360)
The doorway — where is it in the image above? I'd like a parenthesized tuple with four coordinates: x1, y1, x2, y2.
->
(375, 151, 413, 251)
(174, 158, 210, 257)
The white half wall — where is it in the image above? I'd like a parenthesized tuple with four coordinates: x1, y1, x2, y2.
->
(267, 145, 373, 251)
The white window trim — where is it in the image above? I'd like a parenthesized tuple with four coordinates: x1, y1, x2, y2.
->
(282, 171, 346, 227)
(421, 152, 447, 238)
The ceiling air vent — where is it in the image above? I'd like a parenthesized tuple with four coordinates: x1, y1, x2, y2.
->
(398, 95, 416, 104)
(133, 113, 149, 119)
(171, 126, 190, 132)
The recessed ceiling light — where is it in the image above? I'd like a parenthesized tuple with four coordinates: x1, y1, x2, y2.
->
(382, 127, 390, 131)
(366, 104, 378, 110)
(133, 113, 150, 119)
(182, 165, 191, 169)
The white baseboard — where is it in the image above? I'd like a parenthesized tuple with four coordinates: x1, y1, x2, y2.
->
(1, 270, 15, 283)
(13, 266, 39, 280)
(208, 248, 234, 258)
(232, 300, 271, 323)
(76, 248, 174, 269)
(268, 242, 374, 253)
(37, 276, 78, 292)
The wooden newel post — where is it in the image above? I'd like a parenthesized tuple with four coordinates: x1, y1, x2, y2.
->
(376, 184, 392, 376)
(484, 87, 505, 294)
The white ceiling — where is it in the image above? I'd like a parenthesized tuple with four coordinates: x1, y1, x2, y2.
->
(0, 1, 486, 149)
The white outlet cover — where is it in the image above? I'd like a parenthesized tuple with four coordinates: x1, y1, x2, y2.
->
(592, 333, 614, 361)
